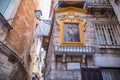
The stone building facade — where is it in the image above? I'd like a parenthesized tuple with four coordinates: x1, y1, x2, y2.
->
(44, 0, 120, 80)
(0, 0, 41, 80)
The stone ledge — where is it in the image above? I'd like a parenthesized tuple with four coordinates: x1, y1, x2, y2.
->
(98, 45, 120, 49)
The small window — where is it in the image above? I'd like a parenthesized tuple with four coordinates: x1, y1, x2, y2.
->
(67, 62, 80, 70)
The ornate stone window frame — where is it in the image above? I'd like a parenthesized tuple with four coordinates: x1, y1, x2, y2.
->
(55, 7, 87, 46)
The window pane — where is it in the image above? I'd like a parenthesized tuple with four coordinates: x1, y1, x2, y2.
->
(0, 0, 11, 14)
(95, 24, 107, 45)
(64, 23, 80, 42)
(67, 62, 80, 70)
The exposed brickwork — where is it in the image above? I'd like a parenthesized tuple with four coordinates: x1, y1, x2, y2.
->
(5, 0, 37, 55)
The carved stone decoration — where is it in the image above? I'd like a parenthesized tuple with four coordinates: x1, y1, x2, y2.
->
(56, 13, 86, 32)
(56, 14, 85, 22)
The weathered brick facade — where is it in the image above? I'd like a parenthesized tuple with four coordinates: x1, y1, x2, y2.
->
(0, 0, 41, 80)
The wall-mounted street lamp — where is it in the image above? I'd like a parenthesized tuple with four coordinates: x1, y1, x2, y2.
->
(35, 10, 52, 25)
(35, 10, 42, 20)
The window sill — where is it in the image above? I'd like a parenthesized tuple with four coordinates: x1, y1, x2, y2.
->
(98, 45, 120, 49)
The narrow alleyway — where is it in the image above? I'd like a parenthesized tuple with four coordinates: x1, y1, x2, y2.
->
(1, 0, 120, 80)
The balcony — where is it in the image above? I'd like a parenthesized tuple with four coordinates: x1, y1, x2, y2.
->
(85, 0, 112, 8)
(0, 41, 27, 74)
(54, 45, 95, 56)
(0, 13, 12, 30)
(85, 2, 112, 8)
(84, 0, 113, 16)
(58, 0, 85, 8)
(0, 13, 12, 41)
(0, 41, 23, 63)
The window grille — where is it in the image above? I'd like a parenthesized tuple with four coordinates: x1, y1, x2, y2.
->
(94, 24, 120, 45)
